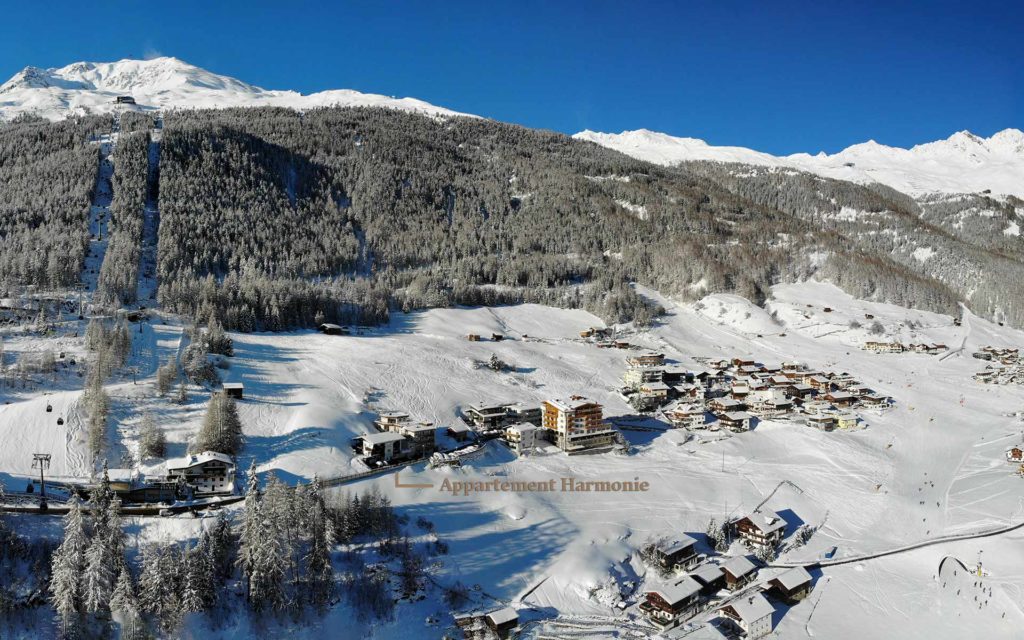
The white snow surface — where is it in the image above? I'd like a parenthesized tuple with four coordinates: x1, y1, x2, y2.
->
(0, 57, 472, 121)
(4, 283, 1024, 638)
(574, 127, 1024, 198)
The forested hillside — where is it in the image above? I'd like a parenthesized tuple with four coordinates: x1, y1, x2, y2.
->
(154, 107, 833, 329)
(0, 107, 1017, 329)
(0, 115, 107, 290)
(682, 161, 1024, 325)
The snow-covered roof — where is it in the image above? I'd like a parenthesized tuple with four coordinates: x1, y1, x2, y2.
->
(166, 451, 234, 471)
(506, 422, 540, 434)
(659, 534, 698, 555)
(772, 566, 812, 591)
(379, 411, 410, 419)
(447, 423, 471, 433)
(485, 607, 518, 626)
(648, 576, 701, 605)
(360, 432, 406, 445)
(690, 563, 724, 585)
(723, 592, 774, 623)
(546, 396, 598, 412)
(222, 382, 244, 389)
(722, 411, 752, 421)
(747, 509, 786, 534)
(722, 556, 757, 578)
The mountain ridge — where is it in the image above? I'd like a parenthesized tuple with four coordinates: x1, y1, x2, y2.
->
(574, 127, 1024, 198)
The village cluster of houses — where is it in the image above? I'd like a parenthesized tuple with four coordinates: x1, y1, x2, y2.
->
(863, 341, 947, 355)
(630, 354, 891, 433)
(640, 508, 811, 637)
(104, 451, 238, 503)
(973, 346, 1024, 385)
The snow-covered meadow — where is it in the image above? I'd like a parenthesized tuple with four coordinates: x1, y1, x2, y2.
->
(3, 280, 1024, 638)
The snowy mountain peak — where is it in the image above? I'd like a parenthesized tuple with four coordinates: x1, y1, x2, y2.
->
(0, 56, 472, 122)
(575, 127, 1024, 198)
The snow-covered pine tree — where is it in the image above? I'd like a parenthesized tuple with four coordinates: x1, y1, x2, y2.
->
(305, 477, 334, 609)
(181, 536, 215, 613)
(82, 534, 114, 613)
(110, 565, 143, 640)
(208, 509, 234, 581)
(206, 312, 234, 356)
(174, 380, 188, 405)
(193, 392, 242, 454)
(237, 461, 261, 600)
(138, 412, 166, 458)
(155, 358, 177, 396)
(50, 498, 87, 633)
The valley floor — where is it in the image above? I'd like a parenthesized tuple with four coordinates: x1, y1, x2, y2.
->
(2, 281, 1024, 638)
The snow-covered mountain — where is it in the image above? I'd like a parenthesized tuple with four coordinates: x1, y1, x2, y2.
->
(0, 57, 471, 121)
(574, 127, 1024, 198)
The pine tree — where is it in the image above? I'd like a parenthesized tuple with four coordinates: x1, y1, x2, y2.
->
(193, 392, 242, 454)
(181, 536, 214, 613)
(237, 462, 261, 599)
(138, 412, 166, 458)
(155, 358, 177, 396)
(50, 498, 87, 633)
(206, 312, 234, 356)
(208, 509, 234, 581)
(110, 565, 142, 640)
(305, 477, 334, 609)
(82, 534, 114, 613)
(174, 380, 189, 405)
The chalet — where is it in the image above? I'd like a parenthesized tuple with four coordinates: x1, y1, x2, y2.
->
(722, 555, 758, 591)
(717, 411, 753, 432)
(446, 423, 472, 441)
(732, 509, 787, 550)
(374, 411, 411, 431)
(1006, 446, 1024, 463)
(807, 375, 832, 393)
(627, 351, 666, 367)
(806, 413, 836, 431)
(781, 361, 805, 372)
(732, 357, 756, 368)
(710, 397, 745, 413)
(114, 95, 136, 104)
(672, 383, 703, 402)
(505, 423, 542, 454)
(767, 375, 791, 387)
(318, 323, 348, 335)
(718, 592, 774, 639)
(398, 423, 436, 457)
(614, 340, 631, 349)
(836, 413, 860, 429)
(467, 334, 481, 342)
(541, 396, 617, 453)
(823, 391, 856, 408)
(864, 341, 904, 354)
(638, 381, 671, 402)
(689, 563, 726, 596)
(166, 451, 236, 496)
(747, 389, 792, 418)
(798, 370, 825, 384)
(861, 393, 891, 408)
(829, 373, 857, 389)
(662, 366, 690, 385)
(505, 402, 542, 426)
(484, 607, 519, 639)
(624, 366, 665, 390)
(222, 382, 244, 399)
(466, 402, 511, 429)
(104, 468, 135, 494)
(730, 380, 752, 399)
(359, 432, 409, 463)
(640, 577, 702, 629)
(653, 534, 701, 571)
(491, 333, 504, 342)
(767, 566, 813, 604)
(665, 403, 706, 429)
(785, 383, 814, 399)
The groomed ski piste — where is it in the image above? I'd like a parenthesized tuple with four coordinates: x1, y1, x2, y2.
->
(2, 280, 1024, 638)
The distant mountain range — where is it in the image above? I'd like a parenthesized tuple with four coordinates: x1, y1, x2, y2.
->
(0, 57, 469, 121)
(2, 57, 1019, 198)
(574, 128, 1024, 198)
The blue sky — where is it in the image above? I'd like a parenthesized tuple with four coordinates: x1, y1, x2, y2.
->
(1, 0, 1019, 154)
